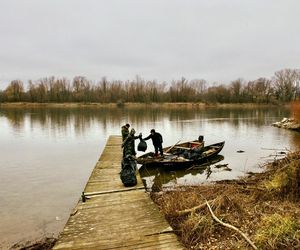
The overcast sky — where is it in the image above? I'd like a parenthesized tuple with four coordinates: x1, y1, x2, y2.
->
(0, 0, 299, 89)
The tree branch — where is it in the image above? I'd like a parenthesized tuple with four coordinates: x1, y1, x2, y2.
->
(205, 200, 258, 250)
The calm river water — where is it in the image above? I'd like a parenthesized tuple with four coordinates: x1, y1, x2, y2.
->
(0, 105, 299, 248)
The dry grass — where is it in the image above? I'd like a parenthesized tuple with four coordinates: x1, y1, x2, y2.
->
(151, 152, 300, 249)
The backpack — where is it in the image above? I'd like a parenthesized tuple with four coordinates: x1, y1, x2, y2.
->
(120, 157, 137, 187)
(137, 139, 147, 152)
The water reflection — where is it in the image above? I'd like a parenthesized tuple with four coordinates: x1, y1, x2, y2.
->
(0, 106, 291, 137)
(2, 108, 26, 132)
(139, 155, 225, 189)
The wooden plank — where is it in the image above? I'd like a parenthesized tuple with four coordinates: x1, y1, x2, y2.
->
(174, 146, 191, 150)
(53, 135, 183, 250)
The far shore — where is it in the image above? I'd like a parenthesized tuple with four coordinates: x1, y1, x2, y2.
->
(0, 102, 289, 109)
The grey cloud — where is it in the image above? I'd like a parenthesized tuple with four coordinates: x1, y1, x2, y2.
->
(0, 0, 299, 89)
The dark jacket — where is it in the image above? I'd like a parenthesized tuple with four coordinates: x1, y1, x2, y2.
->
(144, 132, 163, 146)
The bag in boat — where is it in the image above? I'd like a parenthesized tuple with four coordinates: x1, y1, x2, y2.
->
(137, 139, 147, 152)
(120, 156, 137, 187)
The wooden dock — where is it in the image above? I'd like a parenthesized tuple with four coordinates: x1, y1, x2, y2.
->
(53, 135, 183, 250)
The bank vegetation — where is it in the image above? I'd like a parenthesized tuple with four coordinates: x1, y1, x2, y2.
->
(151, 151, 300, 249)
(1, 68, 299, 104)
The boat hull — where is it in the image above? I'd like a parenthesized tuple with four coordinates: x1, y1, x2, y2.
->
(137, 141, 225, 169)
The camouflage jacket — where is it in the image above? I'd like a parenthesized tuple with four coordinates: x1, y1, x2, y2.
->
(122, 134, 139, 157)
(121, 126, 129, 142)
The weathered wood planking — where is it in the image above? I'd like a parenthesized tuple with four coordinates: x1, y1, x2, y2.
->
(53, 135, 183, 250)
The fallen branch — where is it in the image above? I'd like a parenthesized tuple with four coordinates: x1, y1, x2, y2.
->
(175, 199, 214, 216)
(205, 200, 258, 250)
(243, 186, 266, 192)
(145, 226, 175, 236)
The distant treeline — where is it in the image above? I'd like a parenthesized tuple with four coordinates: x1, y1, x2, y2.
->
(0, 69, 299, 104)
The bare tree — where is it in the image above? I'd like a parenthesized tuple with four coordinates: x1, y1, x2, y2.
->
(273, 69, 299, 102)
(206, 85, 231, 103)
(2, 69, 300, 104)
(5, 80, 24, 101)
(253, 78, 273, 103)
(190, 79, 207, 94)
(230, 78, 244, 103)
(72, 76, 90, 102)
(0, 90, 6, 102)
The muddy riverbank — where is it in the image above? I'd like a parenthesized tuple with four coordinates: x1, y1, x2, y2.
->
(151, 152, 300, 249)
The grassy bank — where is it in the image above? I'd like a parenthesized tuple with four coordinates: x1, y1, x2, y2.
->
(151, 152, 300, 249)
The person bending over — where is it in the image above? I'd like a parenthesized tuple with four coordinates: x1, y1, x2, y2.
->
(143, 129, 163, 156)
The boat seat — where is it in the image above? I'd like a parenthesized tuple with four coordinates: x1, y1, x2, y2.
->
(205, 148, 216, 154)
(174, 146, 190, 150)
(188, 141, 202, 145)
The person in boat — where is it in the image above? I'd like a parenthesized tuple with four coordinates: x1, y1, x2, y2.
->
(121, 123, 130, 142)
(183, 135, 205, 160)
(122, 128, 142, 157)
(143, 129, 163, 157)
(197, 135, 204, 148)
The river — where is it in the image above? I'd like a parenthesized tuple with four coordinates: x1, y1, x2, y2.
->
(0, 105, 299, 248)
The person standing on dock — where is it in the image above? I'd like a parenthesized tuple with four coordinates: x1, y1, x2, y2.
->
(143, 129, 163, 157)
(121, 123, 130, 142)
(122, 128, 142, 157)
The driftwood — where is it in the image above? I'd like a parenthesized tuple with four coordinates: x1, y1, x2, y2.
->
(205, 200, 258, 250)
(215, 163, 228, 168)
(175, 197, 258, 249)
(175, 200, 214, 216)
(145, 226, 175, 236)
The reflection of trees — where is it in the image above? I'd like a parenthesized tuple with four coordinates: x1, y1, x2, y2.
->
(2, 108, 26, 131)
(0, 106, 291, 137)
(28, 109, 72, 137)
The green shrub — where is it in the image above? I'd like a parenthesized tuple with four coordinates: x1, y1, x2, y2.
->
(255, 214, 300, 249)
